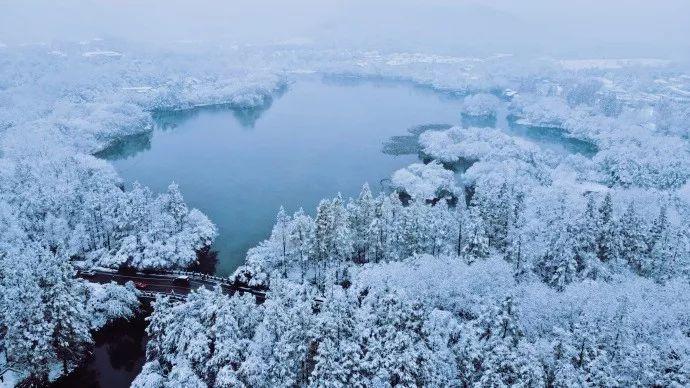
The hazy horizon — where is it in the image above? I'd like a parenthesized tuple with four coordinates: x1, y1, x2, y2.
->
(2, 0, 689, 60)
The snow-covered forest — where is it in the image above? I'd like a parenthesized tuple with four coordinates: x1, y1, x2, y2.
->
(2, 41, 690, 388)
(131, 52, 690, 386)
(2, 1, 690, 386)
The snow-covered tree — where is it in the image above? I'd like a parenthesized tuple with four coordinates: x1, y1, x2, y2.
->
(309, 290, 363, 387)
(618, 202, 650, 276)
(572, 196, 604, 280)
(273, 206, 291, 277)
(461, 202, 490, 263)
(359, 290, 437, 387)
(596, 193, 619, 264)
(288, 208, 315, 282)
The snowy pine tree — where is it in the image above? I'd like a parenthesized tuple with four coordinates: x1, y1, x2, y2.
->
(161, 182, 189, 232)
(572, 196, 604, 280)
(348, 184, 375, 262)
(288, 208, 315, 282)
(273, 206, 291, 277)
(309, 290, 363, 387)
(596, 193, 619, 263)
(462, 202, 490, 263)
(618, 202, 650, 276)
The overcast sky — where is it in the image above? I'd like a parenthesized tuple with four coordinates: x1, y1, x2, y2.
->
(1, 0, 688, 59)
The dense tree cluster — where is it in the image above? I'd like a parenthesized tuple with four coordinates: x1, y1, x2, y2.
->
(0, 244, 92, 385)
(140, 176, 688, 386)
(391, 162, 460, 203)
(0, 153, 216, 270)
(460, 93, 502, 117)
(137, 268, 690, 387)
(0, 204, 141, 384)
(237, 182, 688, 292)
(505, 74, 690, 190)
(1, 41, 285, 385)
(0, 150, 216, 383)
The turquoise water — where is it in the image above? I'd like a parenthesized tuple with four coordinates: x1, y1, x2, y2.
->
(98, 78, 596, 276)
(99, 78, 464, 275)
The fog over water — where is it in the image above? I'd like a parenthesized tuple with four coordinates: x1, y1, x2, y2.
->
(2, 0, 689, 59)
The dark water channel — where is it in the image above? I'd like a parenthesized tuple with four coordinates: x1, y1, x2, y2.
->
(51, 310, 149, 388)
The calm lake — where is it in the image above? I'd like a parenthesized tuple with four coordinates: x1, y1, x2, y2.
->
(78, 77, 597, 388)
(98, 77, 466, 275)
(98, 77, 597, 277)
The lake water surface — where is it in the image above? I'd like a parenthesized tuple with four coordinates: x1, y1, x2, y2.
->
(99, 77, 597, 276)
(99, 78, 466, 275)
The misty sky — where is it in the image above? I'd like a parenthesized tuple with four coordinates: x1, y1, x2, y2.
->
(1, 0, 689, 59)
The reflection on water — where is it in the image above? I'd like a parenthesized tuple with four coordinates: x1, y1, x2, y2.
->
(95, 132, 152, 161)
(461, 113, 498, 129)
(461, 109, 597, 157)
(321, 74, 468, 100)
(51, 311, 149, 388)
(152, 87, 283, 130)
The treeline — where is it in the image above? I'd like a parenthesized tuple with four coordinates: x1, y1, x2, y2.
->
(238, 183, 686, 292)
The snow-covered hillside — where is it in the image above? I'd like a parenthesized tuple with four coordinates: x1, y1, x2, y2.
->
(1, 38, 690, 386)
